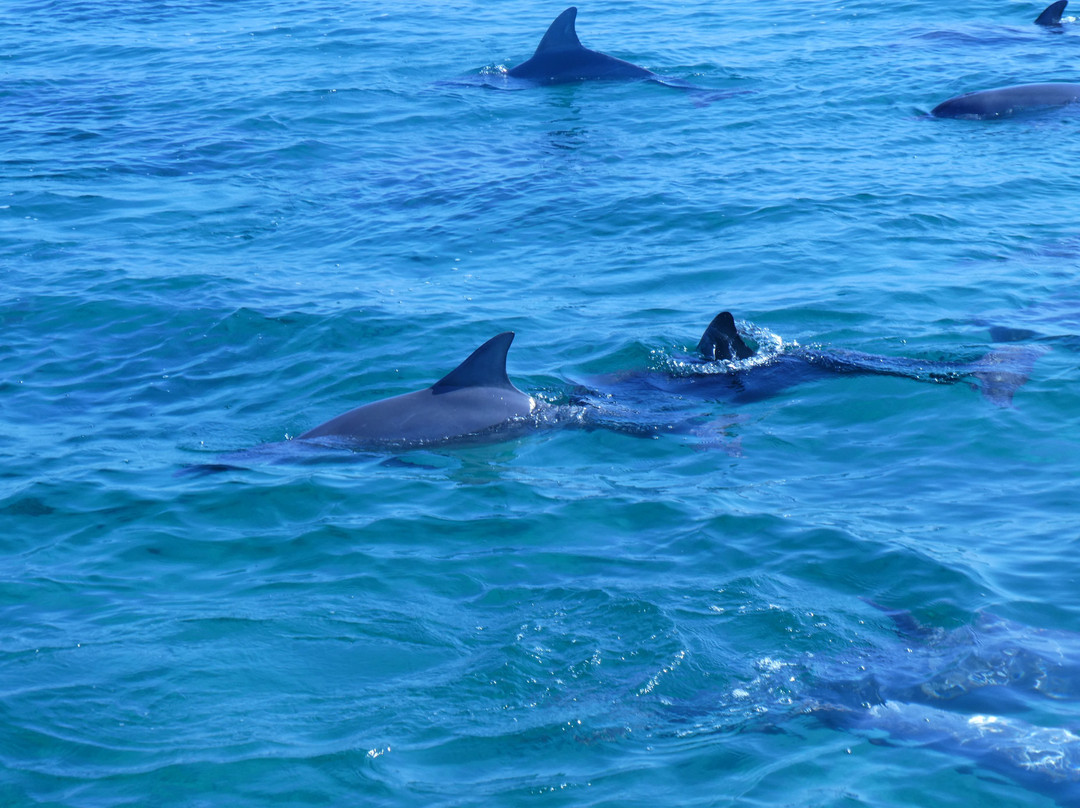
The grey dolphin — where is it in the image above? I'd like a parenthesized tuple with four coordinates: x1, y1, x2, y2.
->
(507, 7, 657, 85)
(932, 82, 1080, 118)
(1036, 0, 1069, 25)
(300, 332, 536, 446)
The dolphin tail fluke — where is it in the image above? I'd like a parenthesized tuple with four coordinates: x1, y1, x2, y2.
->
(969, 344, 1049, 407)
(697, 311, 756, 361)
(1035, 0, 1068, 25)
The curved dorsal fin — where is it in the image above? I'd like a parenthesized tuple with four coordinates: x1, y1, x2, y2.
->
(697, 312, 756, 361)
(1036, 0, 1067, 25)
(532, 7, 583, 55)
(433, 332, 516, 390)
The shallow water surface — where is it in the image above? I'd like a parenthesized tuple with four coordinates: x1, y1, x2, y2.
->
(2, 1, 1080, 806)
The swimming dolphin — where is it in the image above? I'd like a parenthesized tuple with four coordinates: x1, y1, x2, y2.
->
(647, 311, 1043, 407)
(507, 7, 658, 84)
(814, 699, 1080, 805)
(1036, 0, 1069, 25)
(299, 332, 536, 446)
(866, 604, 1080, 707)
(932, 82, 1080, 118)
(798, 605, 1080, 806)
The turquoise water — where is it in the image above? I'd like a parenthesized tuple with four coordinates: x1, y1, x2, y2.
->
(3, 1, 1080, 805)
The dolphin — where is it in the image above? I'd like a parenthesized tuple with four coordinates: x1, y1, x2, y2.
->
(812, 699, 1080, 805)
(865, 605, 1080, 707)
(1036, 0, 1069, 25)
(798, 605, 1080, 806)
(932, 82, 1080, 118)
(298, 332, 537, 447)
(601, 311, 1045, 408)
(507, 7, 659, 85)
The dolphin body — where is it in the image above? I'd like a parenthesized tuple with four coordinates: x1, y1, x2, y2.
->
(865, 606, 1080, 708)
(801, 606, 1080, 806)
(596, 311, 1042, 408)
(507, 7, 659, 85)
(299, 332, 536, 447)
(819, 700, 1080, 805)
(932, 82, 1080, 118)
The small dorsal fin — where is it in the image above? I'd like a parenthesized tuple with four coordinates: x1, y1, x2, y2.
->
(697, 312, 756, 361)
(432, 332, 516, 390)
(1036, 0, 1067, 25)
(532, 7, 583, 55)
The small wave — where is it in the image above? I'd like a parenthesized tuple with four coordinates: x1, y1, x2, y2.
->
(653, 319, 791, 377)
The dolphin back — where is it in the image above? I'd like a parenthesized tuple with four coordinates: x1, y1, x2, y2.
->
(932, 83, 1080, 118)
(300, 332, 534, 445)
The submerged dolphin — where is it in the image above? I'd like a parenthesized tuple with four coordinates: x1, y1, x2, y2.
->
(507, 7, 658, 84)
(299, 332, 536, 446)
(816, 700, 1080, 805)
(596, 311, 1043, 408)
(800, 605, 1080, 806)
(1036, 0, 1069, 25)
(932, 82, 1080, 118)
(866, 604, 1080, 707)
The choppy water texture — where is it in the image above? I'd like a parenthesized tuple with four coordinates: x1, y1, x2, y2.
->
(2, 1, 1080, 805)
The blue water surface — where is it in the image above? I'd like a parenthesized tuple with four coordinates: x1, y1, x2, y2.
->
(2, 1, 1080, 805)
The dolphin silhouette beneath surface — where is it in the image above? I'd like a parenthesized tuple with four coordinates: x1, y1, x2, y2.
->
(819, 700, 1080, 805)
(299, 331, 536, 446)
(932, 82, 1080, 118)
(799, 605, 1080, 806)
(1036, 0, 1069, 25)
(593, 311, 1045, 408)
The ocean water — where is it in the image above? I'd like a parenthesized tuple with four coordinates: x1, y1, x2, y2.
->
(2, 0, 1080, 805)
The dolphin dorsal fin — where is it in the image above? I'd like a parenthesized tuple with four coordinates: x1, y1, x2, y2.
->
(432, 332, 516, 390)
(1036, 0, 1067, 25)
(697, 312, 756, 361)
(532, 7, 583, 55)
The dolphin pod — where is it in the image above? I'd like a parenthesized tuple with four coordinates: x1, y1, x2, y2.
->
(288, 313, 1041, 451)
(491, 4, 1080, 120)
(931, 1, 1078, 118)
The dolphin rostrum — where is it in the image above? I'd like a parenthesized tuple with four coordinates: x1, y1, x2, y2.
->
(932, 82, 1080, 118)
(507, 7, 658, 85)
(300, 332, 536, 446)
